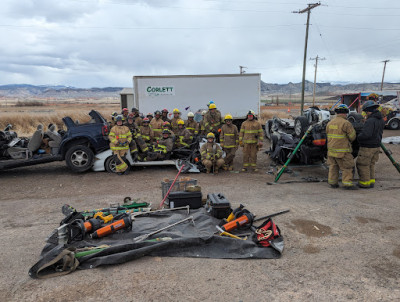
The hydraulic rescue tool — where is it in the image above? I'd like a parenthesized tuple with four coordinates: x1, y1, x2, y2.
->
(273, 124, 315, 183)
(380, 142, 400, 174)
(220, 209, 254, 232)
(91, 206, 191, 239)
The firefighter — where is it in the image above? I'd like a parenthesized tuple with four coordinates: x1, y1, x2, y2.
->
(161, 108, 171, 122)
(121, 108, 129, 121)
(108, 115, 132, 175)
(150, 110, 163, 140)
(199, 110, 207, 136)
(170, 108, 181, 134)
(147, 129, 174, 161)
(220, 114, 239, 171)
(326, 104, 357, 189)
(126, 113, 148, 157)
(131, 107, 143, 127)
(204, 103, 222, 137)
(239, 110, 263, 172)
(174, 120, 192, 149)
(146, 112, 154, 122)
(139, 117, 154, 146)
(200, 132, 225, 174)
(162, 121, 175, 140)
(110, 112, 118, 127)
(356, 101, 385, 188)
(185, 112, 199, 137)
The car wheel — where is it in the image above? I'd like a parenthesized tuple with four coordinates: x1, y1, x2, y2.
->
(105, 155, 118, 173)
(294, 116, 309, 137)
(388, 119, 400, 130)
(348, 112, 363, 124)
(65, 145, 94, 173)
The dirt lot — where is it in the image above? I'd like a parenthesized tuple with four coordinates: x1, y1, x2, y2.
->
(1, 131, 400, 301)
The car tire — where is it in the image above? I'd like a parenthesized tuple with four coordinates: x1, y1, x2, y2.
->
(388, 118, 400, 130)
(105, 155, 117, 173)
(347, 112, 363, 124)
(294, 116, 309, 137)
(65, 145, 94, 173)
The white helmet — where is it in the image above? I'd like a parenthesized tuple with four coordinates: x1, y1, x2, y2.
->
(187, 112, 194, 117)
(201, 110, 207, 115)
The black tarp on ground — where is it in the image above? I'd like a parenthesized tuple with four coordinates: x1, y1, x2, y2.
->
(29, 208, 283, 278)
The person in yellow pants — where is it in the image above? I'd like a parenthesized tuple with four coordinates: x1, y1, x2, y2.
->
(220, 114, 239, 170)
(326, 104, 357, 189)
(239, 110, 263, 172)
(109, 115, 132, 175)
(200, 133, 225, 174)
(356, 101, 385, 188)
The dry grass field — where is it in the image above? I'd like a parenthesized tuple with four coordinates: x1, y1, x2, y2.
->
(0, 101, 120, 136)
(0, 97, 337, 136)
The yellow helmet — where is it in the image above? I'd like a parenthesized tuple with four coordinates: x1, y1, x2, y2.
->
(209, 104, 217, 109)
(173, 108, 180, 113)
(177, 119, 185, 125)
(224, 114, 233, 120)
(207, 132, 215, 139)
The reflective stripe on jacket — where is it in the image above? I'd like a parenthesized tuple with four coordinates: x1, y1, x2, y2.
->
(326, 115, 356, 158)
(220, 124, 239, 148)
(239, 120, 263, 144)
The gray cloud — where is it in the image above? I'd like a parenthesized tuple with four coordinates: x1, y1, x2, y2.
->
(0, 0, 399, 87)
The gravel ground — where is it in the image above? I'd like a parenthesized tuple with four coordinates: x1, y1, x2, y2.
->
(1, 130, 400, 302)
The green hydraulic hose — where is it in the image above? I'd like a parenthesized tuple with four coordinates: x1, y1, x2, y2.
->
(380, 142, 400, 174)
(274, 125, 313, 183)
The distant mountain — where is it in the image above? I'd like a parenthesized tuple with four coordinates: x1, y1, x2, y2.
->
(260, 80, 400, 96)
(0, 84, 123, 99)
(0, 82, 399, 99)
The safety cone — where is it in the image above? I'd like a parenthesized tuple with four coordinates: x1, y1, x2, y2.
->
(287, 107, 291, 113)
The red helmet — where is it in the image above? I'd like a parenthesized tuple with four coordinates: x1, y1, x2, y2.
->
(162, 109, 168, 113)
(162, 121, 170, 127)
(128, 113, 135, 119)
(122, 108, 129, 112)
(143, 117, 150, 123)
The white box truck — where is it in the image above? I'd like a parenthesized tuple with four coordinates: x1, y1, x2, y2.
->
(128, 73, 261, 122)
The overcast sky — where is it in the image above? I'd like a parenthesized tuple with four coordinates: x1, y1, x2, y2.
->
(0, 0, 399, 87)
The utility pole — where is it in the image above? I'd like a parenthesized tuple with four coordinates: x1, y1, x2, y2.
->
(381, 60, 389, 91)
(239, 66, 247, 74)
(310, 55, 325, 106)
(293, 2, 321, 115)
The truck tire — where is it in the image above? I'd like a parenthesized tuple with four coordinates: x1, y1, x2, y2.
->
(388, 118, 400, 130)
(294, 116, 309, 137)
(347, 112, 363, 124)
(105, 155, 117, 173)
(65, 145, 94, 173)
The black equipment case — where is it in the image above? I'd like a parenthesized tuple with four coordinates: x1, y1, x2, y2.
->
(167, 191, 203, 209)
(206, 193, 232, 219)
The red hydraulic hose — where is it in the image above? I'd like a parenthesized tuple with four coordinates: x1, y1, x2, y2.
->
(159, 164, 185, 208)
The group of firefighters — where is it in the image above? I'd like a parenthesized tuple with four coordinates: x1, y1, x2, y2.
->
(326, 101, 384, 190)
(108, 102, 263, 175)
(108, 98, 385, 188)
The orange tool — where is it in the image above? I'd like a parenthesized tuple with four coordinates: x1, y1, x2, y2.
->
(220, 210, 254, 233)
(91, 216, 132, 239)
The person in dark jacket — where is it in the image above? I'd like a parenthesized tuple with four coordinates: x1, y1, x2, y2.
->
(356, 101, 385, 188)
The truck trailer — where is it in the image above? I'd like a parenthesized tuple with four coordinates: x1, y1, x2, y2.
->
(123, 73, 261, 122)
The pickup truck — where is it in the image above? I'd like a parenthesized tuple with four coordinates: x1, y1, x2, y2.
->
(0, 110, 110, 172)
